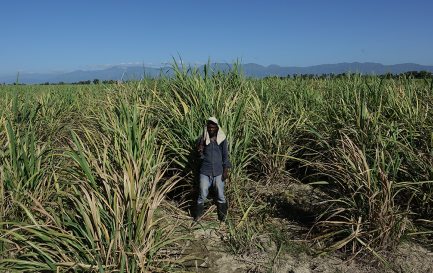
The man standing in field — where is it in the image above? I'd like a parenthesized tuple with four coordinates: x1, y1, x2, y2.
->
(194, 117, 231, 222)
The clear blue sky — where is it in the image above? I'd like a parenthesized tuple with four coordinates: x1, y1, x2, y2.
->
(1, 0, 433, 74)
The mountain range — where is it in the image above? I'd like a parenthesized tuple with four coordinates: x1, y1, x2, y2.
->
(2, 62, 433, 84)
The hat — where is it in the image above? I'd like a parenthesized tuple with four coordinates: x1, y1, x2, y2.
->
(207, 116, 219, 125)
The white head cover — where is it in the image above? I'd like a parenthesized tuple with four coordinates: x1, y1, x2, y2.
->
(203, 116, 226, 145)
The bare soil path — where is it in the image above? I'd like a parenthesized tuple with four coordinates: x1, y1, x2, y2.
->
(173, 205, 433, 273)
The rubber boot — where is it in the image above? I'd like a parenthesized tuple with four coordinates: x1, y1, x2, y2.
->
(216, 202, 228, 222)
(194, 203, 204, 221)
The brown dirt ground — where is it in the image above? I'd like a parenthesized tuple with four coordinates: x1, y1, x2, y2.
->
(172, 205, 433, 273)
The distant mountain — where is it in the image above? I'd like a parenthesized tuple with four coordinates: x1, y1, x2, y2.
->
(1, 62, 433, 84)
(48, 66, 166, 83)
(238, 62, 433, 77)
(0, 66, 168, 84)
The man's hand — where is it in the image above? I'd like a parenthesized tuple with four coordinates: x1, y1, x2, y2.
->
(223, 168, 229, 182)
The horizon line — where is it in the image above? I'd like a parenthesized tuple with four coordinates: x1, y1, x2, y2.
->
(2, 61, 433, 76)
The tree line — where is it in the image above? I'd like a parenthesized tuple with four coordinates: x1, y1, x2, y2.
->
(38, 79, 122, 85)
(2, 71, 432, 86)
(263, 70, 433, 80)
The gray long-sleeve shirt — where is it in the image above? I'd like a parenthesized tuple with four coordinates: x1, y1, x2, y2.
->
(199, 138, 232, 176)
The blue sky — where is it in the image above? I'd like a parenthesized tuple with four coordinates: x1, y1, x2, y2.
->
(1, 0, 433, 74)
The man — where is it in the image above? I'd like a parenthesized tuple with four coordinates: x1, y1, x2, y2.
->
(195, 117, 231, 222)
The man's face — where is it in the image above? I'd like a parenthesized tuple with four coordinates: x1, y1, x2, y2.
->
(207, 123, 218, 137)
